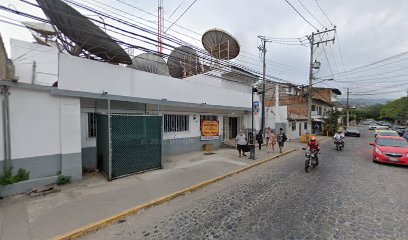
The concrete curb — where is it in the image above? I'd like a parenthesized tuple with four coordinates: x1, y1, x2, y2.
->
(52, 148, 297, 240)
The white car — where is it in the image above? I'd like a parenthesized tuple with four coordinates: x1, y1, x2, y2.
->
(369, 125, 378, 130)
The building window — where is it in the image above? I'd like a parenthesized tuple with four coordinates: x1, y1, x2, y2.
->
(291, 122, 296, 131)
(200, 115, 218, 121)
(164, 114, 189, 132)
(88, 113, 96, 138)
(312, 105, 316, 111)
(304, 122, 307, 130)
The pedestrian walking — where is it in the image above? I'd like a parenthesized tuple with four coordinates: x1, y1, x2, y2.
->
(276, 128, 287, 153)
(235, 130, 247, 157)
(265, 127, 271, 145)
(267, 130, 276, 153)
(256, 130, 263, 150)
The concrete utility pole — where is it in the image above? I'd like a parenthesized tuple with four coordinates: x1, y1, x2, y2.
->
(346, 87, 350, 128)
(306, 27, 336, 134)
(258, 38, 267, 132)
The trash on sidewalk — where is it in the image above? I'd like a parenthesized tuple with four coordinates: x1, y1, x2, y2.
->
(27, 184, 60, 198)
(203, 143, 215, 155)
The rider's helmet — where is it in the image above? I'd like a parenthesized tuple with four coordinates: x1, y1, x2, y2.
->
(337, 130, 342, 133)
(310, 136, 316, 142)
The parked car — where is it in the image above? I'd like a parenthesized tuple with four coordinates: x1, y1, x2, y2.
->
(403, 132, 408, 141)
(374, 130, 399, 138)
(369, 136, 408, 166)
(395, 127, 408, 136)
(369, 125, 378, 130)
(345, 128, 361, 137)
(369, 125, 388, 130)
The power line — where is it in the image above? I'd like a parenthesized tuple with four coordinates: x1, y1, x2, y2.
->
(165, 0, 199, 33)
(314, 0, 333, 26)
(297, 0, 325, 28)
(284, 0, 319, 30)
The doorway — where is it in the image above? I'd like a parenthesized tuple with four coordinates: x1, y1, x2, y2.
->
(229, 117, 238, 139)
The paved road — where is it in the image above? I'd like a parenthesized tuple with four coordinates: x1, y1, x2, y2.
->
(83, 128, 408, 240)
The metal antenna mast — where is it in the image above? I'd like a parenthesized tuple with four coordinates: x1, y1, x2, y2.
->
(158, 0, 164, 55)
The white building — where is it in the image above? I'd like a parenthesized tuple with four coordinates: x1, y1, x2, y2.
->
(0, 39, 260, 195)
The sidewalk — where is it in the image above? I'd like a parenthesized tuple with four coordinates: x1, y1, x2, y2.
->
(0, 140, 310, 240)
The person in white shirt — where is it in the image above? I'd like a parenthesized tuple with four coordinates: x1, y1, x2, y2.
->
(235, 130, 247, 157)
(333, 130, 345, 141)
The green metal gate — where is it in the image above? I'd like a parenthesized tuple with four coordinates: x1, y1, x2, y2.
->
(97, 114, 162, 180)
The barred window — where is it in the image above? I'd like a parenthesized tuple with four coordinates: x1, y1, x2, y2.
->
(304, 122, 307, 130)
(164, 114, 189, 132)
(200, 115, 218, 121)
(88, 113, 96, 138)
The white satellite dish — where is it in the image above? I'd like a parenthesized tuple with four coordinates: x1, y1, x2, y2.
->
(22, 21, 56, 46)
(127, 53, 170, 76)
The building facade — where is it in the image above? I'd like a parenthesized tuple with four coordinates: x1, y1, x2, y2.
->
(0, 39, 261, 195)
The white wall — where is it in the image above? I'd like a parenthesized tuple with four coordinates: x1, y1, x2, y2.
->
(8, 88, 81, 159)
(265, 106, 288, 129)
(58, 54, 251, 109)
(10, 39, 59, 86)
(286, 121, 307, 139)
(185, 71, 251, 93)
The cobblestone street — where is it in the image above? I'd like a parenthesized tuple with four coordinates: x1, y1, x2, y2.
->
(83, 128, 408, 240)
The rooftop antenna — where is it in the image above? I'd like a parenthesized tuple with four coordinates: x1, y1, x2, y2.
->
(158, 0, 164, 55)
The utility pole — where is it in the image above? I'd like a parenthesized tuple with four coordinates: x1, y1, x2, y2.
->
(346, 87, 350, 128)
(261, 40, 266, 132)
(306, 27, 336, 134)
(258, 37, 272, 132)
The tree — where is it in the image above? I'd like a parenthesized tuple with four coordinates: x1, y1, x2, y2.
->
(324, 109, 342, 135)
(381, 97, 408, 123)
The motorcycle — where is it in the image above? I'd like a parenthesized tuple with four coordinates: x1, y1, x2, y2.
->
(334, 138, 344, 151)
(302, 148, 319, 172)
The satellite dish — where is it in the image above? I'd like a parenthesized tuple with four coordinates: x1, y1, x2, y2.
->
(36, 0, 132, 64)
(127, 53, 169, 76)
(167, 46, 201, 78)
(22, 21, 56, 46)
(22, 21, 55, 35)
(202, 28, 240, 60)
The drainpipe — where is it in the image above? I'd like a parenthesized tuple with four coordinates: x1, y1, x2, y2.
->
(1, 86, 11, 171)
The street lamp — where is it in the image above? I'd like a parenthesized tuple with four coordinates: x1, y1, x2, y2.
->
(249, 86, 258, 160)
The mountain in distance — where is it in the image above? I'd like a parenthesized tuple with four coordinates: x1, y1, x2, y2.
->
(338, 97, 391, 106)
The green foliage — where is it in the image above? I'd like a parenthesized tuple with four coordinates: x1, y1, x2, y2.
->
(0, 168, 30, 186)
(323, 109, 342, 135)
(56, 175, 71, 185)
(380, 97, 408, 121)
(350, 104, 384, 121)
(13, 168, 30, 182)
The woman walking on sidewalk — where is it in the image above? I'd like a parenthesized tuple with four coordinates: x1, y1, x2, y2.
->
(267, 130, 276, 153)
(235, 130, 247, 157)
(256, 130, 264, 150)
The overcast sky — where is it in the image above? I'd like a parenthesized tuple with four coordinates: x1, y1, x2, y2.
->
(1, 0, 408, 99)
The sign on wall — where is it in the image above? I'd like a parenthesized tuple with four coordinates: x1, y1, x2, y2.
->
(253, 101, 260, 115)
(201, 120, 219, 140)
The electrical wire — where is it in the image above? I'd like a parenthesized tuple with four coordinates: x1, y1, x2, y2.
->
(284, 0, 319, 30)
(297, 0, 325, 28)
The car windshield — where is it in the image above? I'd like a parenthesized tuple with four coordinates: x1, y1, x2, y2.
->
(348, 129, 358, 132)
(377, 138, 408, 147)
(378, 132, 398, 136)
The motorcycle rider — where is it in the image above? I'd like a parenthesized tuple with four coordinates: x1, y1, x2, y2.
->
(305, 136, 320, 161)
(333, 129, 345, 147)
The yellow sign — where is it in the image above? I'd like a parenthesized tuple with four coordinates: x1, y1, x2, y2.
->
(201, 120, 219, 140)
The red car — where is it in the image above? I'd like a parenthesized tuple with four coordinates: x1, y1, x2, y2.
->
(370, 136, 408, 166)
